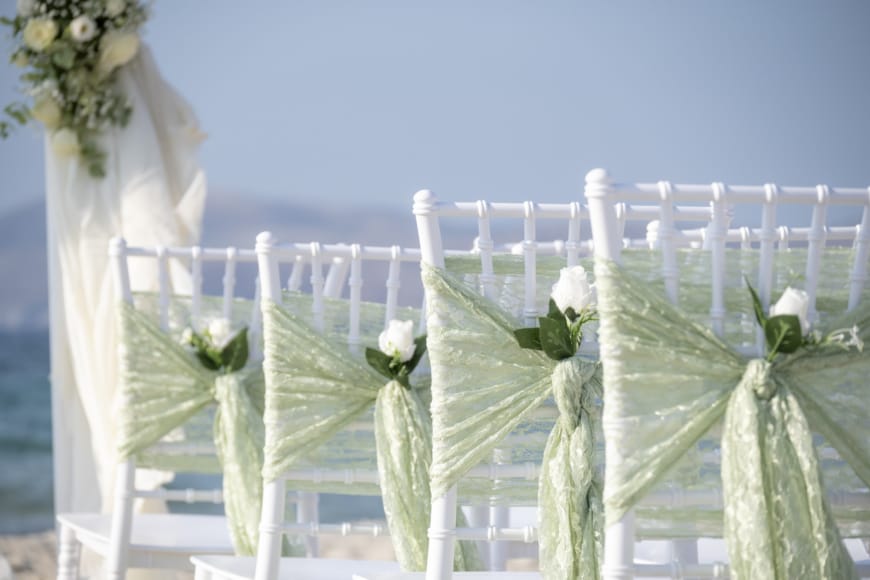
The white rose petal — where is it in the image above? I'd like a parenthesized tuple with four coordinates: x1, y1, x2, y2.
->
(770, 287, 810, 335)
(207, 318, 234, 349)
(180, 327, 194, 345)
(69, 15, 97, 43)
(51, 129, 80, 157)
(31, 96, 62, 129)
(105, 0, 126, 18)
(378, 319, 416, 362)
(23, 19, 59, 52)
(17, 0, 35, 17)
(98, 31, 140, 73)
(550, 265, 595, 314)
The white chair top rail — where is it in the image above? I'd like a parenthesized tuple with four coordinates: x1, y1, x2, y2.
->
(108, 237, 263, 357)
(418, 198, 715, 221)
(587, 174, 870, 205)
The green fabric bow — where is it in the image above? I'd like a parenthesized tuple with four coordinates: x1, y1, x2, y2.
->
(116, 303, 265, 556)
(596, 260, 870, 580)
(260, 300, 480, 572)
(422, 264, 603, 580)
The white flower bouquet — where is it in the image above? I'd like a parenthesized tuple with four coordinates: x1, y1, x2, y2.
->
(746, 279, 863, 360)
(180, 318, 250, 374)
(366, 319, 427, 388)
(1, 0, 148, 177)
(515, 265, 598, 360)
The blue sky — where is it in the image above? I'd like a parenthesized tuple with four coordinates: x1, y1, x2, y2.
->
(2, 0, 869, 217)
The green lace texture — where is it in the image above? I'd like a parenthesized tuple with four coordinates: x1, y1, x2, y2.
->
(595, 252, 869, 580)
(116, 298, 265, 557)
(260, 294, 479, 572)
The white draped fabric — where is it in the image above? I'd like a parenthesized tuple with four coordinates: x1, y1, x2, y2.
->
(46, 44, 206, 518)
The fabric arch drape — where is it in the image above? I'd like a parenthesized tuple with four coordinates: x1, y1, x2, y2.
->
(46, 44, 206, 520)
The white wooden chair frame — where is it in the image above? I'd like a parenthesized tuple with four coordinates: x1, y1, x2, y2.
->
(56, 238, 265, 580)
(584, 168, 870, 579)
(412, 191, 731, 580)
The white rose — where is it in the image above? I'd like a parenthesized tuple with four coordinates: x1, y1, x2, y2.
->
(180, 327, 194, 345)
(105, 0, 126, 17)
(51, 129, 80, 157)
(550, 265, 595, 314)
(98, 31, 139, 73)
(23, 19, 59, 52)
(378, 319, 416, 362)
(207, 318, 234, 348)
(770, 287, 810, 335)
(17, 0, 35, 17)
(69, 15, 97, 43)
(31, 96, 62, 129)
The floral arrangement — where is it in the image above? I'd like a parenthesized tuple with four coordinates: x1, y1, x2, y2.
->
(181, 318, 250, 373)
(365, 319, 427, 388)
(746, 280, 863, 360)
(1, 0, 149, 177)
(515, 265, 597, 360)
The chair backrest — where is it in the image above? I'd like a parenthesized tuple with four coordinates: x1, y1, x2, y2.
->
(584, 169, 870, 579)
(254, 231, 436, 579)
(412, 190, 725, 579)
(106, 238, 263, 575)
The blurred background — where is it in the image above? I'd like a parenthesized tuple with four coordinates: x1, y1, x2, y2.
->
(1, 0, 870, 539)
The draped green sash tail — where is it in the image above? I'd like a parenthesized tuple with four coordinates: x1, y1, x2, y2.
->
(116, 303, 265, 556)
(595, 260, 870, 580)
(260, 300, 480, 572)
(422, 264, 603, 580)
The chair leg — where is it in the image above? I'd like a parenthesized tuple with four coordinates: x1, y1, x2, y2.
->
(106, 460, 136, 580)
(56, 524, 80, 580)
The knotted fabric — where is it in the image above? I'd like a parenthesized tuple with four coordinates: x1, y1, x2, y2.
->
(260, 299, 480, 571)
(422, 264, 603, 580)
(116, 302, 265, 556)
(596, 259, 870, 580)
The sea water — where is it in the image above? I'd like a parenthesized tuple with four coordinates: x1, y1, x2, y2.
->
(0, 330, 383, 534)
(0, 331, 53, 534)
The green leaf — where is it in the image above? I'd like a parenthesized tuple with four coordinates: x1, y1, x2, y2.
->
(189, 331, 221, 370)
(764, 314, 803, 356)
(0, 121, 9, 139)
(404, 335, 427, 374)
(514, 327, 542, 350)
(88, 162, 106, 178)
(51, 47, 76, 71)
(744, 276, 767, 328)
(365, 348, 395, 381)
(547, 298, 567, 324)
(395, 372, 411, 390)
(220, 328, 249, 372)
(4, 104, 29, 125)
(563, 307, 578, 322)
(195, 351, 220, 371)
(0, 16, 14, 27)
(538, 316, 575, 361)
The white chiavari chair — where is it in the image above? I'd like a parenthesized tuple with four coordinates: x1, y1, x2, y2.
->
(192, 233, 441, 580)
(56, 239, 268, 579)
(585, 168, 870, 579)
(354, 192, 721, 580)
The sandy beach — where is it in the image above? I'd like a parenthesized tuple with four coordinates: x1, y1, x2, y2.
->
(0, 529, 537, 578)
(0, 531, 397, 579)
(0, 531, 56, 580)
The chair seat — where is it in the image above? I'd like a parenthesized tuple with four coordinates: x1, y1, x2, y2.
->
(191, 555, 402, 580)
(57, 513, 235, 555)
